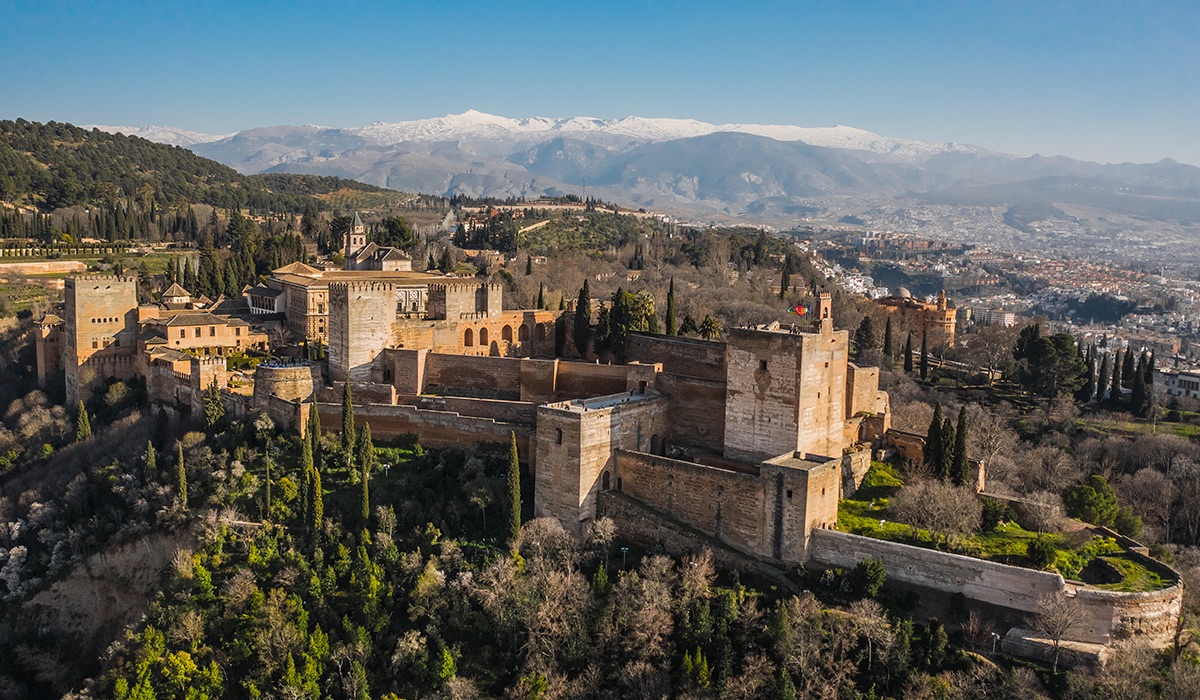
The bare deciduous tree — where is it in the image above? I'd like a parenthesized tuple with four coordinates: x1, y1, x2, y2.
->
(889, 479, 982, 545)
(1034, 592, 1082, 674)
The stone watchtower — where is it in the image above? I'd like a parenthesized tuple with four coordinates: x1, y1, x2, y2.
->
(63, 275, 139, 405)
(722, 292, 848, 461)
(426, 281, 504, 320)
(344, 212, 367, 261)
(327, 280, 397, 382)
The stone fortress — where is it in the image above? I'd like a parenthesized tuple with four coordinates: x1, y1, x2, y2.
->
(36, 227, 1182, 661)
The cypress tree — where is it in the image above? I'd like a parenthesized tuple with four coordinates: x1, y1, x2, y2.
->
(853, 316, 876, 361)
(144, 441, 157, 484)
(779, 266, 790, 299)
(1132, 354, 1148, 417)
(310, 462, 324, 536)
(573, 280, 591, 359)
(1146, 352, 1155, 384)
(308, 402, 321, 471)
(903, 332, 914, 373)
(939, 416, 955, 483)
(882, 317, 894, 364)
(924, 403, 944, 477)
(1122, 348, 1135, 386)
(537, 283, 545, 309)
(952, 407, 970, 486)
(357, 423, 374, 524)
(203, 376, 225, 430)
(341, 381, 356, 457)
(264, 455, 273, 521)
(1109, 349, 1124, 409)
(1097, 353, 1111, 403)
(525, 255, 533, 275)
(1077, 345, 1096, 403)
(75, 400, 92, 442)
(558, 296, 566, 311)
(920, 328, 930, 381)
(301, 427, 314, 525)
(176, 442, 187, 510)
(665, 278, 677, 336)
(507, 431, 522, 546)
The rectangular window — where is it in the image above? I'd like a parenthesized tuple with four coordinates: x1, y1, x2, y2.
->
(759, 360, 768, 372)
(235, 328, 241, 336)
(194, 328, 201, 338)
(209, 326, 216, 337)
(179, 329, 185, 338)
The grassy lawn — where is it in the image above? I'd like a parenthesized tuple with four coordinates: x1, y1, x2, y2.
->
(838, 462, 1173, 592)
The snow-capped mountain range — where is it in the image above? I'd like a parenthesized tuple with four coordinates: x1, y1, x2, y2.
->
(84, 110, 1200, 227)
(92, 110, 976, 160)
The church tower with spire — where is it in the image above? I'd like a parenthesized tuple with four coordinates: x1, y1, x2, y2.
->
(344, 212, 367, 261)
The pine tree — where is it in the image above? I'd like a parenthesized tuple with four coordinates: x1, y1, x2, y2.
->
(176, 442, 188, 510)
(882, 317, 894, 365)
(341, 381, 356, 457)
(357, 423, 374, 524)
(952, 407, 970, 486)
(144, 441, 157, 484)
(853, 316, 876, 361)
(925, 403, 944, 477)
(573, 280, 592, 358)
(920, 329, 930, 381)
(903, 332, 914, 373)
(507, 431, 522, 546)
(537, 283, 545, 309)
(665, 278, 677, 336)
(75, 400, 92, 442)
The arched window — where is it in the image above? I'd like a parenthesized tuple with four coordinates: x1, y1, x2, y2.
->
(651, 434, 661, 455)
(518, 324, 530, 342)
(464, 328, 474, 347)
(602, 471, 611, 491)
(536, 324, 547, 341)
(502, 325, 513, 342)
(479, 327, 489, 347)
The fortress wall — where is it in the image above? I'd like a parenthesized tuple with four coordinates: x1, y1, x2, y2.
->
(318, 401, 532, 463)
(808, 529, 1181, 646)
(614, 450, 769, 561)
(554, 361, 661, 399)
(393, 394, 537, 424)
(383, 348, 428, 395)
(846, 364, 879, 419)
(626, 333, 726, 381)
(655, 373, 726, 452)
(724, 330, 802, 461)
(519, 359, 558, 402)
(424, 353, 525, 393)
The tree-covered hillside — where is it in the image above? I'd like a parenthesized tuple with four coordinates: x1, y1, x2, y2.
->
(0, 119, 390, 213)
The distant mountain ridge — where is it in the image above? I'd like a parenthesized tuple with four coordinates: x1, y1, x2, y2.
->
(84, 111, 1200, 230)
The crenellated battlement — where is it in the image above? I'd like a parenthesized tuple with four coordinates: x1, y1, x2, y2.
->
(329, 280, 397, 295)
(68, 274, 139, 285)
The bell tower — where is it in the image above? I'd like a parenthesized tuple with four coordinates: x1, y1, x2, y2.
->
(344, 211, 367, 263)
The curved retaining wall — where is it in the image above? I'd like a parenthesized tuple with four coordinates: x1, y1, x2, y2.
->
(809, 529, 1182, 646)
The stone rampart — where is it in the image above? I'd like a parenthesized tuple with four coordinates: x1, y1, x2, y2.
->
(393, 394, 537, 424)
(808, 529, 1183, 646)
(626, 333, 726, 381)
(317, 401, 533, 464)
(655, 373, 726, 452)
(252, 363, 319, 410)
(424, 353, 524, 397)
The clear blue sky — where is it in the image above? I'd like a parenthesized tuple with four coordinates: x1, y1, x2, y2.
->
(2, 0, 1197, 165)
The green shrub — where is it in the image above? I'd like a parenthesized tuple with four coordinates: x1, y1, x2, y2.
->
(851, 557, 887, 598)
(1115, 506, 1143, 539)
(1027, 536, 1057, 569)
(980, 498, 1016, 532)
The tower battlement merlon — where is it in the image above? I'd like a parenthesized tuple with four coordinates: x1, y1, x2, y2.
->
(67, 274, 139, 285)
(329, 280, 397, 294)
